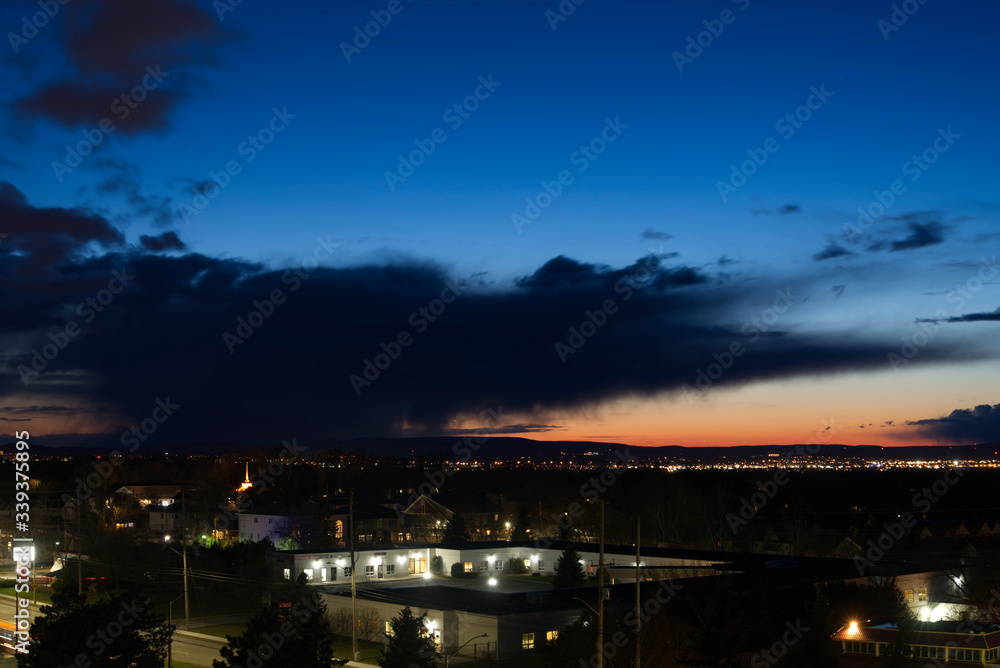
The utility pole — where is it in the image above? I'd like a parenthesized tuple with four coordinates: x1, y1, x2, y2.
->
(182, 491, 190, 630)
(635, 517, 640, 668)
(77, 501, 83, 596)
(350, 489, 359, 662)
(597, 499, 604, 668)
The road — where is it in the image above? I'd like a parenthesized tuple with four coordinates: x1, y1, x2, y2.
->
(0, 595, 227, 666)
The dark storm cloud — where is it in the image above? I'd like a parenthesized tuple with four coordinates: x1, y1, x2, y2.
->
(0, 181, 124, 272)
(139, 231, 186, 253)
(14, 0, 230, 133)
(0, 192, 992, 446)
(889, 221, 946, 252)
(813, 242, 854, 261)
(443, 424, 562, 435)
(919, 307, 1000, 324)
(906, 403, 1000, 444)
(640, 229, 673, 241)
(751, 204, 801, 216)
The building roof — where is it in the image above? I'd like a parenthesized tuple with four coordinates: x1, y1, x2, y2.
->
(832, 621, 1000, 649)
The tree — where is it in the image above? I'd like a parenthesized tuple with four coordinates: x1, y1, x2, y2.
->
(442, 513, 470, 542)
(379, 606, 437, 668)
(512, 505, 532, 540)
(18, 590, 172, 668)
(214, 594, 345, 668)
(553, 544, 586, 588)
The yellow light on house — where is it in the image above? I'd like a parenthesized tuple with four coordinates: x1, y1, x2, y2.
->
(847, 621, 858, 635)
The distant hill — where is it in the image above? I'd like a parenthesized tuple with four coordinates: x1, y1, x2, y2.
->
(5, 434, 997, 463)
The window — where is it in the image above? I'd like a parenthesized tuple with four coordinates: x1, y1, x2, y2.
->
(844, 642, 876, 654)
(385, 621, 393, 637)
(917, 587, 928, 601)
(903, 589, 913, 602)
(464, 562, 473, 573)
(522, 633, 534, 650)
(365, 565, 375, 577)
(546, 630, 559, 643)
(480, 560, 488, 571)
(913, 646, 945, 659)
(321, 568, 327, 582)
(303, 568, 314, 581)
(948, 648, 981, 661)
(268, 518, 273, 524)
(283, 568, 290, 580)
(386, 564, 395, 575)
(538, 560, 545, 571)
(523, 558, 531, 570)
(335, 520, 344, 539)
(344, 567, 352, 577)
(409, 557, 427, 574)
(495, 560, 503, 570)
(254, 517, 258, 524)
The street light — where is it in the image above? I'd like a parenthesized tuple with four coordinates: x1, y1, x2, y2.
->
(443, 633, 488, 668)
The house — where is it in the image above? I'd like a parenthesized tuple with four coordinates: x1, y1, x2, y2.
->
(832, 620, 1000, 665)
(114, 484, 188, 508)
(238, 502, 317, 548)
(149, 503, 181, 533)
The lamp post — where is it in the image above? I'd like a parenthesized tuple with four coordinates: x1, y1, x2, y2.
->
(167, 585, 203, 667)
(444, 633, 488, 668)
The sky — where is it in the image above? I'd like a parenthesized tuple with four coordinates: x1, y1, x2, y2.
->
(0, 0, 998, 449)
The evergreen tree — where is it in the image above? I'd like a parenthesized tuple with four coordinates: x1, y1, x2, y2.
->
(214, 594, 345, 668)
(512, 505, 532, 540)
(553, 544, 587, 588)
(442, 513, 470, 542)
(18, 590, 172, 668)
(379, 606, 437, 668)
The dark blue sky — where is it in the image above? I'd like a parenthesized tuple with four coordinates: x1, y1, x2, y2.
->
(1, 0, 998, 447)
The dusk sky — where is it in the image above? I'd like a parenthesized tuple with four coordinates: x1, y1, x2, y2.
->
(1, 0, 998, 448)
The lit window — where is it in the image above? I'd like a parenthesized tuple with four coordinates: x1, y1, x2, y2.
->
(522, 633, 534, 650)
(547, 630, 558, 643)
(523, 558, 531, 570)
(303, 568, 313, 581)
(335, 520, 344, 539)
(321, 568, 327, 582)
(283, 568, 290, 580)
(409, 557, 427, 574)
(464, 562, 473, 573)
(385, 621, 393, 637)
(904, 589, 913, 602)
(918, 587, 928, 601)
